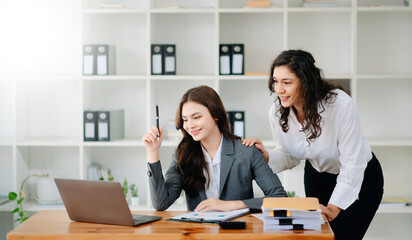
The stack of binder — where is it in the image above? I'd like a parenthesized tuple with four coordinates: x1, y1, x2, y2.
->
(151, 44, 176, 75)
(83, 44, 116, 75)
(262, 197, 324, 230)
(84, 109, 124, 141)
(219, 44, 244, 75)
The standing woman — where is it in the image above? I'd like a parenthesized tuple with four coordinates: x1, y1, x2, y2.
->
(242, 50, 383, 240)
(143, 85, 286, 212)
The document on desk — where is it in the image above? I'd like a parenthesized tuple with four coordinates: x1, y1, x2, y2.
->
(168, 208, 250, 223)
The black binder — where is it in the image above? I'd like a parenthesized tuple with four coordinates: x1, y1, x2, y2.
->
(163, 44, 176, 75)
(84, 111, 98, 141)
(96, 45, 116, 75)
(97, 110, 125, 141)
(83, 45, 96, 75)
(231, 44, 244, 75)
(228, 111, 245, 138)
(151, 44, 164, 75)
(219, 44, 232, 75)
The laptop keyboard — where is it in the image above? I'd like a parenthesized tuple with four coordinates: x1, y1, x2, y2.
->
(132, 214, 162, 226)
(132, 215, 151, 225)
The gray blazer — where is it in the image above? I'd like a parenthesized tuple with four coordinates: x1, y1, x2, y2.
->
(147, 136, 287, 211)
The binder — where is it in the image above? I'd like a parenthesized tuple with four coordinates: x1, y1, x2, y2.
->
(151, 44, 164, 75)
(231, 44, 244, 75)
(228, 111, 245, 138)
(163, 44, 176, 75)
(96, 45, 116, 75)
(97, 109, 125, 141)
(219, 44, 232, 75)
(84, 111, 98, 141)
(83, 45, 96, 75)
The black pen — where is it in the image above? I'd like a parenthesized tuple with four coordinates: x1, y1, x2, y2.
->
(155, 105, 159, 137)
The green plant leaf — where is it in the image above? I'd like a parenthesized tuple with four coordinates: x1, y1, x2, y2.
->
(16, 218, 21, 222)
(11, 207, 20, 213)
(9, 192, 18, 200)
(19, 211, 25, 217)
(99, 177, 104, 181)
(17, 198, 24, 204)
(22, 217, 29, 222)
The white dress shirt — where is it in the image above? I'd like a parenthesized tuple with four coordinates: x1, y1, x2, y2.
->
(267, 89, 372, 210)
(201, 136, 223, 199)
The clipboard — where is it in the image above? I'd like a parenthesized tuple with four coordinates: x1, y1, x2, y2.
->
(167, 208, 250, 224)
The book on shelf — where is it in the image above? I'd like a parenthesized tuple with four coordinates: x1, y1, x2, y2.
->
(261, 197, 324, 230)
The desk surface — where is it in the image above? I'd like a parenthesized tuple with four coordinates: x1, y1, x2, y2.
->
(7, 210, 334, 240)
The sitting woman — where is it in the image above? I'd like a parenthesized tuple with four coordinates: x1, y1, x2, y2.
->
(143, 85, 287, 212)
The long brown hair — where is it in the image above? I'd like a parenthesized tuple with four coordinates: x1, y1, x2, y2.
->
(175, 85, 239, 197)
(268, 50, 342, 143)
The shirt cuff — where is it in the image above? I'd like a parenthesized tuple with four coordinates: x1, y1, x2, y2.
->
(328, 181, 358, 210)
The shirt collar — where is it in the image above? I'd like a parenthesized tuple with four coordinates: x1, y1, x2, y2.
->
(201, 135, 223, 165)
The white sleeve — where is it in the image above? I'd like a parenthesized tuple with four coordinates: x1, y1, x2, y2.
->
(328, 99, 371, 210)
(267, 104, 301, 173)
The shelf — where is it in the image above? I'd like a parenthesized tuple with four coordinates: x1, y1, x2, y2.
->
(150, 8, 214, 14)
(357, 6, 412, 12)
(219, 7, 283, 13)
(377, 205, 412, 214)
(357, 74, 412, 79)
(15, 76, 81, 81)
(83, 75, 147, 81)
(219, 75, 268, 81)
(150, 75, 215, 81)
(82, 9, 146, 14)
(83, 138, 144, 147)
(368, 138, 412, 147)
(16, 138, 79, 147)
(288, 7, 352, 12)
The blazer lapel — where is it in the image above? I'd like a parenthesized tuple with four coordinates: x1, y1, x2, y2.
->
(219, 136, 235, 197)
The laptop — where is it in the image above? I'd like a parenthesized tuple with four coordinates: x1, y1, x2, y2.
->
(54, 178, 162, 227)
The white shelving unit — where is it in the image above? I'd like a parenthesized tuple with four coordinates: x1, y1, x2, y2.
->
(1, 0, 411, 238)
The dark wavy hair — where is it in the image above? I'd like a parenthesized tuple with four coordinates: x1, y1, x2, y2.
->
(268, 50, 343, 143)
(175, 85, 240, 197)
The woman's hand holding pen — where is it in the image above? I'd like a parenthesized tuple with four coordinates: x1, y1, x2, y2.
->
(142, 126, 164, 163)
(241, 138, 269, 163)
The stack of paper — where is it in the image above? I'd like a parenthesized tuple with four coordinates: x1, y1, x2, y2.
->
(261, 197, 324, 230)
(168, 208, 250, 223)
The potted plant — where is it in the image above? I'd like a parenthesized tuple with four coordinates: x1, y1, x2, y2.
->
(129, 184, 139, 208)
(8, 173, 49, 223)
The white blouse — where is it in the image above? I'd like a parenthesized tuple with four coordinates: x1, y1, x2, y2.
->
(267, 89, 372, 210)
(201, 136, 223, 199)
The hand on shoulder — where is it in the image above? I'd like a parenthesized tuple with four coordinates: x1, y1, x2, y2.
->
(241, 138, 269, 163)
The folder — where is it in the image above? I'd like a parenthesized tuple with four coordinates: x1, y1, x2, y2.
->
(219, 44, 232, 75)
(228, 111, 245, 138)
(97, 109, 125, 141)
(163, 44, 176, 75)
(262, 197, 320, 211)
(151, 44, 164, 75)
(96, 45, 116, 75)
(231, 44, 244, 75)
(83, 45, 96, 75)
(84, 111, 98, 141)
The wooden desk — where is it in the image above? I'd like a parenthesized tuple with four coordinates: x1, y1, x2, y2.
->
(7, 210, 334, 240)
